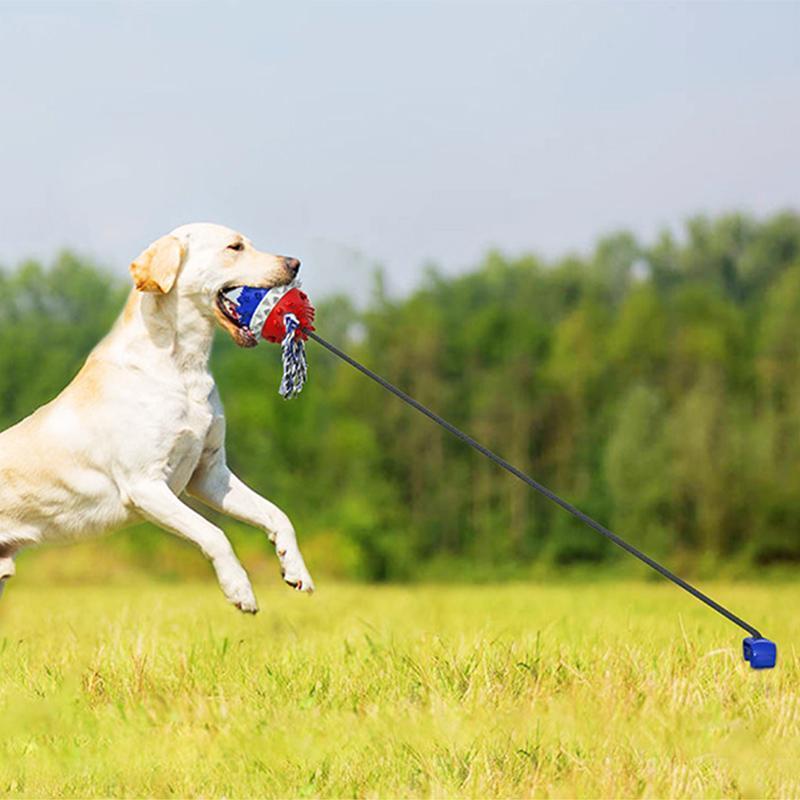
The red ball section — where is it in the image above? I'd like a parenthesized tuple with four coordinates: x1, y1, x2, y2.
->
(261, 287, 316, 343)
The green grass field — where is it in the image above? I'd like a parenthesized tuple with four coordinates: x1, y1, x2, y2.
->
(0, 580, 797, 798)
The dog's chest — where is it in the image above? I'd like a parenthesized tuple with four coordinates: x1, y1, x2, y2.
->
(163, 370, 216, 488)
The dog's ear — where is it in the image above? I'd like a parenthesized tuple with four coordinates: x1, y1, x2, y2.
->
(130, 235, 185, 293)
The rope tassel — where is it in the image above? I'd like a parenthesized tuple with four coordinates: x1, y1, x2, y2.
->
(279, 313, 308, 399)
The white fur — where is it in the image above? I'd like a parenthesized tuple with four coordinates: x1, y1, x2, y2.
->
(0, 222, 314, 611)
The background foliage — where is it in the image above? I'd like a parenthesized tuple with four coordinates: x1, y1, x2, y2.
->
(3, 211, 800, 580)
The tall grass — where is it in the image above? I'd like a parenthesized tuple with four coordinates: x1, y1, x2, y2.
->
(0, 581, 796, 798)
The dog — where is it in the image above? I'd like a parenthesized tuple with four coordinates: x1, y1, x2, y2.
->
(0, 223, 314, 611)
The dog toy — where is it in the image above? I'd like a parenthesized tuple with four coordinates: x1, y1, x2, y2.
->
(219, 281, 315, 398)
(222, 278, 777, 670)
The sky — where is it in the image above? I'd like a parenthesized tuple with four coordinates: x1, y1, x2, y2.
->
(1, 0, 799, 299)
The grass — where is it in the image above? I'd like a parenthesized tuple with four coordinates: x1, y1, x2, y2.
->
(0, 579, 797, 798)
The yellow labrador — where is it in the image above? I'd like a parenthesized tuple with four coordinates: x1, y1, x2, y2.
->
(0, 223, 314, 612)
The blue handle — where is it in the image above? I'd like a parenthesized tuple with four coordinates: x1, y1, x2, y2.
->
(743, 637, 777, 669)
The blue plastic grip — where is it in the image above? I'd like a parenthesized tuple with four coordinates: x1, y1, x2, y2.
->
(743, 637, 777, 670)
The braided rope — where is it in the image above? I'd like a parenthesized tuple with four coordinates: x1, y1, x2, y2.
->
(279, 313, 307, 399)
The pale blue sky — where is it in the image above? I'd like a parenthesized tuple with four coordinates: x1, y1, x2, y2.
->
(1, 1, 798, 298)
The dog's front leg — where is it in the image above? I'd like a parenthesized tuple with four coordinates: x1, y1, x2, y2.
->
(127, 481, 259, 613)
(187, 461, 315, 593)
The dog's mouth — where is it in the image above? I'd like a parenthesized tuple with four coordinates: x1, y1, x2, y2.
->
(215, 287, 260, 348)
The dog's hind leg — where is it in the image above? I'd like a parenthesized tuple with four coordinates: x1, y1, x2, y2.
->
(0, 557, 15, 580)
(0, 550, 16, 599)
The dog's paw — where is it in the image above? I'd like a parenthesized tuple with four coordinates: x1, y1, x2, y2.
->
(278, 549, 315, 594)
(283, 571, 315, 594)
(218, 567, 259, 613)
(230, 585, 259, 614)
(234, 597, 259, 614)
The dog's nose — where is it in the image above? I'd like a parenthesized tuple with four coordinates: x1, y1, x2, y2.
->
(284, 257, 301, 276)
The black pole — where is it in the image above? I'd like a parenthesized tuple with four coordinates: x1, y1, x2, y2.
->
(306, 328, 764, 640)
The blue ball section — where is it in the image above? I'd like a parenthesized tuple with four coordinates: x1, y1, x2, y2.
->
(233, 286, 270, 328)
(743, 637, 777, 670)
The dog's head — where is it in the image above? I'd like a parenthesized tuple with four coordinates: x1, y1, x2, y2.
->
(130, 223, 300, 347)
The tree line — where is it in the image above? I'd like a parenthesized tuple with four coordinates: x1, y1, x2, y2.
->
(2, 211, 799, 580)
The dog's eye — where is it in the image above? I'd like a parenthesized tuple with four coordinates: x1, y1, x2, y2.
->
(227, 242, 244, 252)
